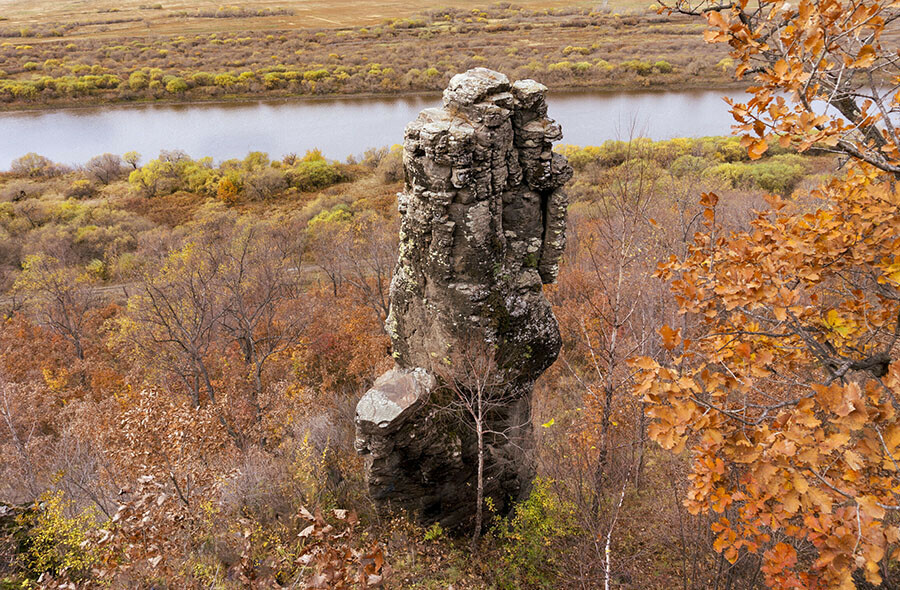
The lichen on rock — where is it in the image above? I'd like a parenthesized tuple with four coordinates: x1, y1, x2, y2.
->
(355, 68, 572, 529)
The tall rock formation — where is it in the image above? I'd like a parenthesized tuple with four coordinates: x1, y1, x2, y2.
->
(355, 68, 572, 528)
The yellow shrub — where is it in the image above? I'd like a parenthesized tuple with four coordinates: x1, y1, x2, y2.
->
(17, 491, 100, 579)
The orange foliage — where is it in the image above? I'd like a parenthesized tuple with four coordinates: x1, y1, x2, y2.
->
(634, 169, 900, 587)
(293, 289, 391, 396)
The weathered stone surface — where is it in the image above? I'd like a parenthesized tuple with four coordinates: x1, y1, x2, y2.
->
(355, 68, 571, 529)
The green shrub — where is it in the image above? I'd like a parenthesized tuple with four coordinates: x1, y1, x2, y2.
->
(620, 59, 653, 75)
(165, 77, 188, 93)
(562, 45, 590, 56)
(704, 154, 807, 195)
(573, 61, 593, 74)
(128, 150, 194, 197)
(214, 73, 237, 87)
(303, 69, 330, 81)
(670, 154, 712, 177)
(547, 60, 573, 73)
(190, 71, 215, 86)
(555, 145, 603, 170)
(288, 160, 344, 191)
(127, 70, 148, 91)
(493, 478, 578, 590)
(653, 60, 673, 73)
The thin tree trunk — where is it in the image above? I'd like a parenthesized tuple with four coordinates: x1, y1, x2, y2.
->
(473, 421, 484, 549)
(595, 384, 614, 496)
(604, 477, 628, 590)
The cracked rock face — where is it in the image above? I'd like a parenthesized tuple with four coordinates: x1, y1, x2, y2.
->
(355, 68, 571, 529)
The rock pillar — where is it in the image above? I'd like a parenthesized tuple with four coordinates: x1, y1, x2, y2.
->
(355, 68, 572, 528)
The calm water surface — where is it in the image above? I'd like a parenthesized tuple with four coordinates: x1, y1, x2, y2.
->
(0, 89, 750, 169)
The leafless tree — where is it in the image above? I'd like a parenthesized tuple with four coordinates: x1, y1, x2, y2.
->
(13, 254, 97, 361)
(340, 211, 397, 323)
(218, 219, 308, 432)
(0, 376, 39, 500)
(85, 153, 126, 185)
(124, 243, 224, 409)
(432, 339, 522, 547)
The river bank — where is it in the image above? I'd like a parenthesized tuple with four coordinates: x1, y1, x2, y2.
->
(0, 78, 750, 115)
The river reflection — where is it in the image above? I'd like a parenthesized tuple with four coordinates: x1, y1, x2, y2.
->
(0, 89, 748, 169)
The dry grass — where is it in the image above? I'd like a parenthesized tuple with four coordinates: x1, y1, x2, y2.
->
(0, 0, 621, 39)
(0, 3, 734, 109)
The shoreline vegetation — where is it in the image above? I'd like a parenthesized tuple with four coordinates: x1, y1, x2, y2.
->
(0, 79, 751, 115)
(0, 3, 738, 111)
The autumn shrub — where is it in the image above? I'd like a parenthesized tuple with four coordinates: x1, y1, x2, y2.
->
(562, 45, 591, 56)
(15, 490, 100, 581)
(704, 154, 807, 195)
(64, 179, 95, 199)
(653, 59, 674, 73)
(244, 167, 287, 200)
(0, 179, 43, 202)
(555, 145, 603, 170)
(127, 70, 148, 91)
(374, 145, 404, 183)
(165, 76, 188, 93)
(127, 150, 217, 197)
(10, 153, 66, 178)
(288, 159, 344, 192)
(190, 71, 214, 86)
(216, 175, 240, 204)
(620, 59, 653, 75)
(670, 153, 714, 177)
(492, 478, 578, 590)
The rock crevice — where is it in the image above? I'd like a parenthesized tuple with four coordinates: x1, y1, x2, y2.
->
(355, 68, 571, 528)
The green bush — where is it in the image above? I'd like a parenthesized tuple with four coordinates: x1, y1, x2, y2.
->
(302, 69, 330, 81)
(493, 478, 578, 590)
(704, 154, 807, 195)
(555, 145, 603, 170)
(127, 70, 148, 91)
(165, 77, 188, 94)
(653, 60, 673, 73)
(288, 160, 344, 191)
(562, 45, 590, 56)
(214, 73, 237, 87)
(573, 61, 593, 75)
(190, 71, 215, 86)
(670, 154, 712, 177)
(620, 59, 653, 75)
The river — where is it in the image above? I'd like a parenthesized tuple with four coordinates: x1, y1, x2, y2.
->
(0, 88, 750, 170)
